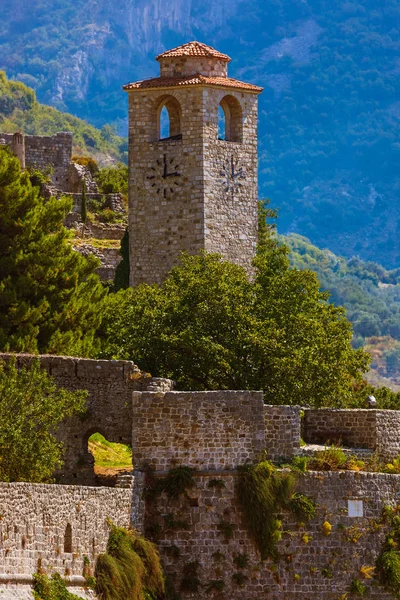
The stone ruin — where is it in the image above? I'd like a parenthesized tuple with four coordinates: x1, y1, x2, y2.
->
(0, 131, 126, 281)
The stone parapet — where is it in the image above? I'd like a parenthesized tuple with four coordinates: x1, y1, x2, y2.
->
(132, 390, 265, 471)
(264, 405, 301, 459)
(304, 408, 400, 458)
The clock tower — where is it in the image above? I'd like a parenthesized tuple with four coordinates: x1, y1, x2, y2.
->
(123, 41, 262, 286)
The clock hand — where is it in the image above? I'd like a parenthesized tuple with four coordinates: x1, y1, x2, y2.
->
(164, 171, 181, 178)
(163, 154, 167, 178)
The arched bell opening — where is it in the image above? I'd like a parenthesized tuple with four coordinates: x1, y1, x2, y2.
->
(156, 95, 182, 141)
(218, 95, 243, 143)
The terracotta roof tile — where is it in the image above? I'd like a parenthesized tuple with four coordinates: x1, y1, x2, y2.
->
(156, 41, 231, 62)
(123, 74, 262, 93)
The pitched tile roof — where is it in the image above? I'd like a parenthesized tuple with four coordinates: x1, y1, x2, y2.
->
(123, 74, 263, 93)
(156, 41, 231, 63)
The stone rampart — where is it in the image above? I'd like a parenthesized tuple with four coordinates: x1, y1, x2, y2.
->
(304, 408, 400, 458)
(264, 405, 301, 460)
(0, 482, 131, 584)
(146, 469, 399, 599)
(1, 131, 72, 190)
(132, 390, 266, 471)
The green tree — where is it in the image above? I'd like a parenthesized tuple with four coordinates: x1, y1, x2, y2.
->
(0, 146, 106, 355)
(0, 358, 87, 482)
(100, 239, 370, 407)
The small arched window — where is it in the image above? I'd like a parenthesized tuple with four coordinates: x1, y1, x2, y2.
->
(218, 95, 243, 143)
(157, 96, 182, 141)
(64, 523, 72, 553)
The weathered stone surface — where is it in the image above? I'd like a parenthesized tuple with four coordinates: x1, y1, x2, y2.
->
(0, 482, 131, 582)
(304, 408, 400, 458)
(148, 470, 400, 600)
(132, 390, 265, 471)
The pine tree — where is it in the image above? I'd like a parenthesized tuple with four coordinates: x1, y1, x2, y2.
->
(0, 146, 106, 355)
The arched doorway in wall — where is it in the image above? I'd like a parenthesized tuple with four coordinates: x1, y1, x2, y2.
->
(156, 95, 182, 141)
(87, 431, 132, 487)
(218, 95, 243, 143)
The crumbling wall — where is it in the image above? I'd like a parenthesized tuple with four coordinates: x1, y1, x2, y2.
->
(264, 405, 301, 460)
(0, 353, 172, 485)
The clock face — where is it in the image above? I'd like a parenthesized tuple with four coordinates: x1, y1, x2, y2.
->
(147, 153, 181, 198)
(219, 156, 246, 199)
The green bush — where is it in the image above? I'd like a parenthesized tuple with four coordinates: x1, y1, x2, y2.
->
(288, 493, 317, 522)
(236, 460, 294, 560)
(95, 524, 165, 600)
(33, 573, 84, 600)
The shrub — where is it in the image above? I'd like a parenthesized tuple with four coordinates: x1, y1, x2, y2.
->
(308, 445, 348, 471)
(95, 524, 165, 600)
(236, 460, 295, 560)
(33, 572, 84, 600)
(288, 493, 317, 522)
(350, 578, 367, 595)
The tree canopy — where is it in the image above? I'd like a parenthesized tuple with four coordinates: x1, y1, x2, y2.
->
(100, 214, 370, 407)
(0, 146, 106, 356)
(0, 357, 86, 482)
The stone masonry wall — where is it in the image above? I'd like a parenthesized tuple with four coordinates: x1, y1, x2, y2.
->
(304, 409, 377, 448)
(132, 390, 266, 471)
(0, 482, 131, 583)
(145, 470, 400, 600)
(0, 353, 173, 485)
(1, 132, 72, 190)
(264, 405, 301, 460)
(304, 409, 400, 458)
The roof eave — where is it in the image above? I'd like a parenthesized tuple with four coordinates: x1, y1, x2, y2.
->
(122, 83, 263, 94)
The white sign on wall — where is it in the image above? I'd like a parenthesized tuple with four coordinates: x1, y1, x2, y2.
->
(348, 499, 364, 518)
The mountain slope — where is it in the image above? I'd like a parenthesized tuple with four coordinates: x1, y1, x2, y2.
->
(1, 0, 400, 265)
(285, 233, 400, 386)
(0, 71, 127, 163)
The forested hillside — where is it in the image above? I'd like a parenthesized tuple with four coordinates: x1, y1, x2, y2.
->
(1, 0, 400, 265)
(286, 234, 400, 386)
(0, 71, 126, 163)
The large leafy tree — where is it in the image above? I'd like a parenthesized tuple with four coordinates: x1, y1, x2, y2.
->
(0, 146, 105, 355)
(0, 358, 86, 482)
(100, 205, 370, 407)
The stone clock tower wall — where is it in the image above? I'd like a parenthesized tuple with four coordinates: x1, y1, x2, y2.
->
(124, 42, 262, 286)
(127, 88, 206, 286)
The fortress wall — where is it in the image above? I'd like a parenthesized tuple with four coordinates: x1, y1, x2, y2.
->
(304, 408, 400, 458)
(0, 353, 151, 485)
(264, 405, 301, 459)
(304, 408, 378, 448)
(132, 390, 266, 471)
(0, 482, 131, 580)
(150, 470, 399, 600)
(376, 410, 400, 459)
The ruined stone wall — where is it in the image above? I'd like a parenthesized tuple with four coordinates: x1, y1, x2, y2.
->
(0, 353, 173, 486)
(0, 482, 131, 588)
(132, 390, 266, 471)
(304, 408, 377, 448)
(264, 405, 301, 460)
(1, 131, 73, 190)
(145, 470, 399, 600)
